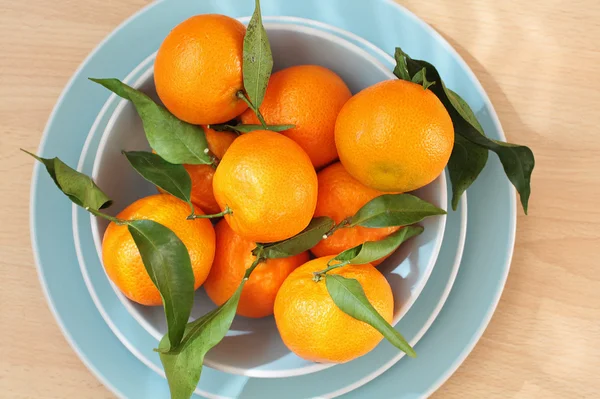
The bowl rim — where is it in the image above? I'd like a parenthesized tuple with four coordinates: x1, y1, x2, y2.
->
(88, 20, 447, 378)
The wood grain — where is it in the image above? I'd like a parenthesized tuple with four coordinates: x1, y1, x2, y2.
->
(1, 0, 599, 397)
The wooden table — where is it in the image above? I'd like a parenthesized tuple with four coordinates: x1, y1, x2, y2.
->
(1, 0, 598, 397)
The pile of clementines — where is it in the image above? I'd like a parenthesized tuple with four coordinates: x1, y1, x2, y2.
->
(101, 12, 453, 365)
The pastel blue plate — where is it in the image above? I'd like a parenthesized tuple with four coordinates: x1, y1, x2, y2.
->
(72, 17, 466, 398)
(30, 0, 515, 397)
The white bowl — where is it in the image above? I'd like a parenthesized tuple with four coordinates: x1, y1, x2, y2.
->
(91, 22, 447, 378)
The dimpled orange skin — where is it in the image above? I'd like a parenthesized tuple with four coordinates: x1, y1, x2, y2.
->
(204, 219, 310, 318)
(102, 194, 216, 306)
(240, 65, 352, 169)
(310, 162, 399, 265)
(183, 126, 237, 214)
(154, 14, 248, 125)
(213, 130, 318, 243)
(335, 79, 454, 192)
(274, 256, 394, 363)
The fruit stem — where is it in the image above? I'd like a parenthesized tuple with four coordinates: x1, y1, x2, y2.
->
(88, 208, 128, 225)
(187, 206, 232, 220)
(244, 257, 264, 280)
(236, 90, 268, 129)
(323, 218, 351, 239)
(312, 260, 351, 282)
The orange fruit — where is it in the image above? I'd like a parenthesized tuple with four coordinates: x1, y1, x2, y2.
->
(182, 126, 237, 214)
(204, 219, 310, 318)
(311, 162, 399, 265)
(154, 14, 248, 125)
(240, 65, 351, 169)
(102, 194, 216, 306)
(335, 79, 454, 192)
(274, 256, 393, 363)
(213, 130, 318, 243)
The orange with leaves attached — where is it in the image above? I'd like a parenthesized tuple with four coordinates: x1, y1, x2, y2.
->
(204, 219, 309, 318)
(102, 194, 215, 306)
(212, 130, 318, 243)
(240, 65, 351, 169)
(311, 162, 399, 265)
(154, 14, 248, 124)
(274, 256, 394, 363)
(335, 79, 454, 192)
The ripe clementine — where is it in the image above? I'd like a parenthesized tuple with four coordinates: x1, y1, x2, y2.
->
(182, 126, 237, 214)
(311, 162, 399, 265)
(274, 256, 394, 363)
(240, 65, 351, 169)
(213, 130, 318, 243)
(204, 219, 309, 318)
(335, 79, 454, 192)
(102, 194, 215, 306)
(154, 14, 248, 125)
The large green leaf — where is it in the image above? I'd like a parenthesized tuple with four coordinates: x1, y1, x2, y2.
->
(256, 217, 335, 259)
(242, 0, 273, 109)
(23, 150, 112, 210)
(394, 48, 534, 213)
(350, 194, 446, 228)
(159, 282, 244, 399)
(123, 151, 193, 209)
(331, 226, 424, 265)
(128, 220, 195, 350)
(325, 275, 416, 357)
(89, 78, 211, 165)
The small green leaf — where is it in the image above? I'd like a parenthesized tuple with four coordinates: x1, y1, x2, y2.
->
(128, 220, 195, 350)
(257, 217, 335, 259)
(411, 67, 435, 90)
(89, 78, 211, 165)
(393, 48, 535, 213)
(325, 275, 416, 358)
(350, 194, 446, 228)
(159, 281, 244, 399)
(392, 48, 411, 80)
(23, 150, 112, 210)
(211, 123, 294, 134)
(123, 151, 193, 208)
(243, 0, 273, 109)
(332, 225, 424, 265)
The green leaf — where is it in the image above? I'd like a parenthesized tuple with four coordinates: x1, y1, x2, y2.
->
(256, 217, 335, 259)
(392, 48, 411, 80)
(128, 220, 195, 350)
(410, 67, 435, 90)
(243, 0, 273, 108)
(159, 281, 244, 399)
(332, 226, 424, 265)
(325, 275, 416, 358)
(123, 151, 193, 208)
(393, 48, 534, 213)
(210, 123, 294, 134)
(89, 78, 212, 165)
(350, 194, 446, 228)
(23, 150, 112, 210)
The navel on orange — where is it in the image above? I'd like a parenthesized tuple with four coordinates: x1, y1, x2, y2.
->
(154, 14, 248, 124)
(274, 256, 394, 363)
(102, 194, 216, 306)
(335, 79, 454, 192)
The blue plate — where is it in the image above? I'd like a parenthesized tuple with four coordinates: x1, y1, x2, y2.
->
(72, 17, 466, 398)
(31, 0, 515, 397)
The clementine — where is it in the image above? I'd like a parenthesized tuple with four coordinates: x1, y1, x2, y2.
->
(240, 65, 351, 169)
(274, 256, 394, 363)
(154, 14, 248, 124)
(102, 194, 215, 306)
(212, 130, 318, 243)
(335, 79, 454, 192)
(204, 219, 309, 318)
